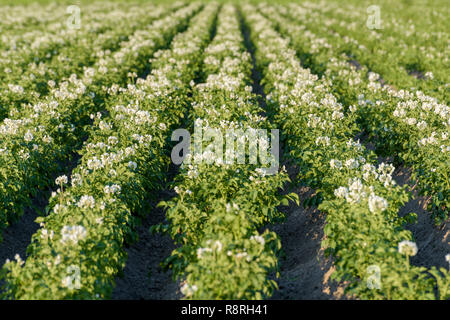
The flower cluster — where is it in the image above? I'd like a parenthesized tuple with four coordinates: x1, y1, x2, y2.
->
(1, 2, 213, 299)
(263, 2, 449, 223)
(0, 2, 187, 238)
(244, 4, 447, 300)
(163, 5, 292, 300)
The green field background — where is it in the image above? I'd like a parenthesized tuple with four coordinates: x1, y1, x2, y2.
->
(0, 0, 447, 24)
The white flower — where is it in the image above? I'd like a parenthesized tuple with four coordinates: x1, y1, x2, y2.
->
(336, 178, 367, 203)
(8, 84, 24, 94)
(99, 121, 111, 131)
(14, 254, 24, 266)
(250, 235, 265, 246)
(24, 130, 34, 142)
(345, 158, 359, 169)
(334, 187, 348, 198)
(212, 240, 223, 252)
(19, 149, 30, 160)
(196, 247, 212, 259)
(398, 240, 418, 256)
(60, 225, 87, 245)
(330, 159, 342, 169)
(71, 173, 82, 186)
(406, 118, 417, 125)
(125, 147, 135, 156)
(368, 193, 388, 213)
(417, 121, 427, 130)
(332, 110, 344, 120)
(104, 184, 121, 195)
(368, 72, 379, 82)
(315, 136, 330, 146)
(43, 135, 53, 144)
(40, 229, 54, 240)
(128, 161, 137, 170)
(180, 283, 198, 297)
(235, 252, 248, 259)
(77, 195, 95, 209)
(108, 136, 118, 145)
(87, 157, 103, 170)
(55, 175, 68, 186)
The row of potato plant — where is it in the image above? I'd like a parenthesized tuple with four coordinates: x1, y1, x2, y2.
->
(0, 3, 196, 241)
(258, 3, 449, 223)
(0, 3, 178, 121)
(0, 2, 136, 77)
(0, 2, 129, 34)
(158, 4, 296, 300)
(0, 3, 68, 32)
(242, 4, 449, 300)
(0, 2, 218, 299)
(285, 1, 448, 102)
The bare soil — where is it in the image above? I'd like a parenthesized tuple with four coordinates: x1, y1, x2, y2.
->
(268, 183, 350, 300)
(392, 166, 449, 270)
(361, 135, 449, 270)
(111, 189, 181, 300)
(0, 201, 43, 269)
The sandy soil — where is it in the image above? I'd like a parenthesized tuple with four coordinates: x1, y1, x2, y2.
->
(111, 188, 181, 300)
(0, 201, 43, 268)
(110, 161, 351, 300)
(392, 166, 449, 270)
(0, 190, 49, 294)
(268, 135, 449, 300)
(268, 182, 349, 300)
(0, 146, 446, 300)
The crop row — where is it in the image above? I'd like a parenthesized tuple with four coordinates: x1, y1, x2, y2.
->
(158, 4, 296, 299)
(0, 2, 115, 32)
(0, 3, 183, 121)
(257, 3, 449, 223)
(0, 3, 197, 241)
(242, 4, 449, 300)
(0, 1, 446, 301)
(0, 2, 218, 299)
(0, 3, 141, 74)
(285, 1, 449, 102)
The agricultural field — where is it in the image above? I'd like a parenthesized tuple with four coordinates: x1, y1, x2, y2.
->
(0, 0, 448, 301)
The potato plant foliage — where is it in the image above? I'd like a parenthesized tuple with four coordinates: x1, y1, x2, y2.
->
(0, 0, 448, 300)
